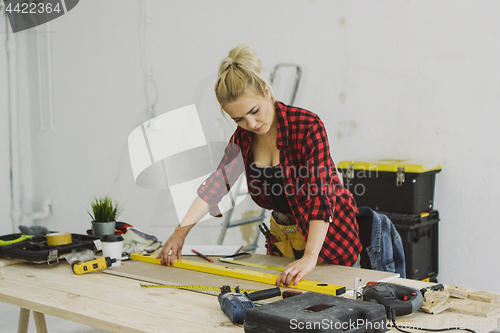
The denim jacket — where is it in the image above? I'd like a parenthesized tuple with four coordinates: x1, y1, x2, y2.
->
(357, 207, 406, 278)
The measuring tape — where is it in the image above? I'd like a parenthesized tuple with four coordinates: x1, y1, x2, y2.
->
(140, 284, 261, 294)
(140, 284, 275, 305)
(130, 252, 346, 295)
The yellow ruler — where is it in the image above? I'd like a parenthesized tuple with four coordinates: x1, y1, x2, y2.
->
(131, 252, 345, 295)
(219, 258, 284, 271)
(140, 284, 260, 293)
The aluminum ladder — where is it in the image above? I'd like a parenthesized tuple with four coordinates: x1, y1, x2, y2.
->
(216, 63, 302, 252)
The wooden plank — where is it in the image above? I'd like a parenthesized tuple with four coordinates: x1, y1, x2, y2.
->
(247, 253, 401, 284)
(424, 290, 450, 301)
(106, 260, 287, 302)
(448, 285, 469, 299)
(421, 299, 455, 314)
(449, 300, 500, 318)
(105, 259, 397, 301)
(104, 262, 284, 304)
(469, 291, 500, 303)
(390, 277, 436, 290)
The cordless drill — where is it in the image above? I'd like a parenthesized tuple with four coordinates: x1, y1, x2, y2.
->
(218, 285, 281, 324)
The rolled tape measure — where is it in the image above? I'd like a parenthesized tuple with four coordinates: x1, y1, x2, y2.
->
(47, 232, 72, 246)
(140, 284, 261, 294)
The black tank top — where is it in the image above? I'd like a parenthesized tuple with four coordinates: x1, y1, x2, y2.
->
(250, 165, 292, 214)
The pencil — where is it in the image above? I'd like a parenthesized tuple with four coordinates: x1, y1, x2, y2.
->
(191, 249, 213, 262)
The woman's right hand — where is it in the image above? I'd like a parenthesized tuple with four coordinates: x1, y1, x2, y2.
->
(157, 231, 185, 266)
(155, 196, 208, 265)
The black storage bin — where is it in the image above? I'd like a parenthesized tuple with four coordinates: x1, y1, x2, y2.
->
(337, 160, 441, 214)
(383, 211, 439, 281)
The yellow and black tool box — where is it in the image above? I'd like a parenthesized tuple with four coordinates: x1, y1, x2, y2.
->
(0, 233, 99, 264)
(337, 160, 441, 214)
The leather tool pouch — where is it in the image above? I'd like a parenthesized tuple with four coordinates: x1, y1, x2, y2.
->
(269, 211, 306, 259)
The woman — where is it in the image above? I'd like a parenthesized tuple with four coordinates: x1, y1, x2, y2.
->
(158, 44, 362, 287)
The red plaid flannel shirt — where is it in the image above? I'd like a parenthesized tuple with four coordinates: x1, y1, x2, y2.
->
(197, 102, 362, 266)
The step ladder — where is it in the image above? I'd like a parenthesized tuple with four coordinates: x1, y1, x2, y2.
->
(216, 63, 302, 252)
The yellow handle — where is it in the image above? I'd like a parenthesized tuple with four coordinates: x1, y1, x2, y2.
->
(72, 257, 109, 275)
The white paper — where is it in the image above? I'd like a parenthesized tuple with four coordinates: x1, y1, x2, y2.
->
(181, 245, 243, 256)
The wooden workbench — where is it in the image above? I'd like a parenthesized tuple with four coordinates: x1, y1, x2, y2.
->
(0, 255, 498, 333)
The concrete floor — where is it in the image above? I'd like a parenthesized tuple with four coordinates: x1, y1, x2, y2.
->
(0, 302, 107, 333)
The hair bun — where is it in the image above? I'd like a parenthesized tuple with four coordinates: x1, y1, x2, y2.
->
(225, 44, 262, 74)
(215, 44, 273, 106)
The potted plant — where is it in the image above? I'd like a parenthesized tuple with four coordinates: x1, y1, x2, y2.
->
(87, 196, 122, 237)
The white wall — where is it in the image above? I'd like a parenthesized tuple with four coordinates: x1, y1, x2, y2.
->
(7, 1, 500, 292)
(0, 12, 12, 236)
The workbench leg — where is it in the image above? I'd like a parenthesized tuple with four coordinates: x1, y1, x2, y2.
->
(18, 308, 30, 333)
(33, 311, 48, 333)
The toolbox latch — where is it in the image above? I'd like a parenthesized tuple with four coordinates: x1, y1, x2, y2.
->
(47, 249, 59, 265)
(397, 167, 405, 186)
(346, 165, 355, 182)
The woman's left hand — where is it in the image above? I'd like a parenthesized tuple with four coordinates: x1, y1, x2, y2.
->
(275, 253, 318, 287)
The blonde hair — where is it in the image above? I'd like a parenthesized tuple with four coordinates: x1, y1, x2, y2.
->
(215, 44, 274, 107)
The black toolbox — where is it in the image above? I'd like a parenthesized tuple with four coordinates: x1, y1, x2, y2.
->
(382, 211, 439, 281)
(337, 160, 441, 214)
(0, 233, 34, 256)
(0, 233, 99, 263)
(244, 292, 388, 333)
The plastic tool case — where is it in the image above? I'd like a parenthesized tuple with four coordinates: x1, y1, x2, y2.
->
(337, 160, 441, 214)
(383, 211, 440, 281)
(244, 292, 388, 333)
(0, 233, 99, 263)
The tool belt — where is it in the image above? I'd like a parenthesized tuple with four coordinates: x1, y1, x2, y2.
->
(268, 211, 306, 259)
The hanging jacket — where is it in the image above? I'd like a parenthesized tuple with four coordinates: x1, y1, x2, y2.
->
(357, 206, 406, 278)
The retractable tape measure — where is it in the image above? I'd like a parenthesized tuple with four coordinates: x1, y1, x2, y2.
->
(140, 284, 261, 294)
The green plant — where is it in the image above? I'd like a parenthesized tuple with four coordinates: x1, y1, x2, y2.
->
(87, 196, 122, 223)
